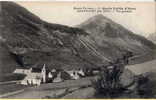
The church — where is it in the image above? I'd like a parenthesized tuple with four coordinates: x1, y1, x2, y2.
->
(14, 64, 47, 86)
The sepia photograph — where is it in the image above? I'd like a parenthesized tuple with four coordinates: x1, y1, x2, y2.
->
(0, 1, 156, 99)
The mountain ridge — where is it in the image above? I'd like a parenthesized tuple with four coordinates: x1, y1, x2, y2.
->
(77, 14, 156, 56)
(148, 33, 156, 44)
(1, 2, 156, 74)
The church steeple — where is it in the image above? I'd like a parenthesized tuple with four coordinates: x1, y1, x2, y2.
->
(42, 64, 46, 83)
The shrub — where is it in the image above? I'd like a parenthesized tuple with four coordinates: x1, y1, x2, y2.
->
(92, 68, 126, 98)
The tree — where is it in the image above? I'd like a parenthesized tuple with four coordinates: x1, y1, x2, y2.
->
(93, 51, 133, 98)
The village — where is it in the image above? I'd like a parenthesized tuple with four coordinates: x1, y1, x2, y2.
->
(13, 51, 132, 86)
(13, 64, 99, 86)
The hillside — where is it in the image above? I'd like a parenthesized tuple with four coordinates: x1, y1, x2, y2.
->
(148, 33, 156, 44)
(1, 2, 156, 74)
(0, 2, 108, 73)
(0, 42, 18, 74)
(77, 14, 156, 62)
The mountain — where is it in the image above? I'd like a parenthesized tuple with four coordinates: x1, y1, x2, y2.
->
(148, 33, 156, 44)
(0, 2, 111, 74)
(0, 2, 18, 74)
(77, 14, 156, 63)
(1, 2, 156, 74)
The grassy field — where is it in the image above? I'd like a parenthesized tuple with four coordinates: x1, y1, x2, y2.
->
(33, 76, 96, 91)
(0, 73, 28, 97)
(0, 83, 28, 95)
(0, 73, 26, 82)
(5, 77, 96, 98)
(62, 87, 96, 99)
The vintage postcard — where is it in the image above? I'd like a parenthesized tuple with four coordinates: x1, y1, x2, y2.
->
(0, 1, 156, 99)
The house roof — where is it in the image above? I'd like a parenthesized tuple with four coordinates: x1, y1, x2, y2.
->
(31, 68, 42, 73)
(15, 66, 30, 70)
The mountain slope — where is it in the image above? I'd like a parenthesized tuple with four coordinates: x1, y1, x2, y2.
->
(77, 14, 156, 63)
(0, 2, 108, 73)
(0, 42, 18, 74)
(1, 2, 156, 74)
(148, 33, 156, 44)
(0, 2, 18, 74)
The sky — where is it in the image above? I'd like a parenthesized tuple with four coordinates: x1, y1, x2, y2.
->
(16, 2, 156, 37)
